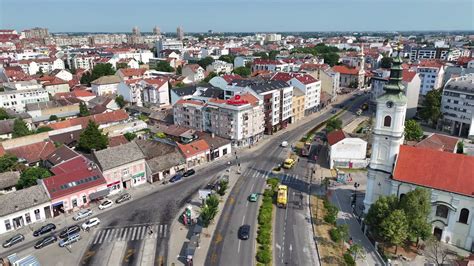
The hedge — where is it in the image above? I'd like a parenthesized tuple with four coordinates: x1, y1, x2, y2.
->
(256, 188, 275, 264)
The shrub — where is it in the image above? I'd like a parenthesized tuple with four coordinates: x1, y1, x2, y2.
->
(329, 228, 341, 242)
(323, 203, 339, 225)
(257, 227, 271, 245)
(217, 179, 229, 196)
(343, 252, 356, 266)
(256, 245, 272, 264)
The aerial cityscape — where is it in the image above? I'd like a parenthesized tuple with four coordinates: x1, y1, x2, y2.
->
(0, 1, 473, 266)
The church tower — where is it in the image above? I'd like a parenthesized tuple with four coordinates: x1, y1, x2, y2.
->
(363, 43, 407, 213)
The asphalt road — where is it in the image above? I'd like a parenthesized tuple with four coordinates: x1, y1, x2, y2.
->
(206, 93, 370, 266)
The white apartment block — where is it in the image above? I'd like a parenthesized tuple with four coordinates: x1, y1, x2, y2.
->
(156, 39, 184, 53)
(72, 55, 97, 70)
(118, 78, 169, 107)
(13, 58, 64, 75)
(416, 61, 445, 96)
(206, 60, 233, 74)
(0, 83, 50, 112)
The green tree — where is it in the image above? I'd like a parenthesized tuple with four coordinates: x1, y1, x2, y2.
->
(49, 115, 58, 121)
(36, 126, 53, 133)
(115, 95, 126, 109)
(457, 141, 464, 154)
(322, 52, 340, 66)
(176, 65, 182, 75)
(217, 179, 229, 196)
(348, 243, 366, 261)
(218, 55, 235, 64)
(77, 120, 109, 153)
(381, 56, 393, 69)
(203, 72, 217, 83)
(253, 52, 269, 59)
(116, 62, 128, 70)
(123, 132, 137, 141)
(325, 118, 342, 133)
(79, 101, 90, 117)
(206, 194, 220, 210)
(16, 167, 51, 189)
(366, 195, 399, 239)
(175, 82, 185, 88)
(419, 89, 442, 128)
(0, 108, 9, 120)
(0, 154, 19, 172)
(197, 57, 214, 69)
(80, 63, 115, 86)
(233, 66, 251, 77)
(80, 72, 93, 85)
(399, 188, 432, 246)
(154, 61, 174, 72)
(381, 209, 409, 254)
(268, 50, 279, 60)
(404, 119, 424, 141)
(12, 118, 31, 138)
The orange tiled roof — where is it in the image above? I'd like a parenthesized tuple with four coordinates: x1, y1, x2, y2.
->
(177, 139, 210, 158)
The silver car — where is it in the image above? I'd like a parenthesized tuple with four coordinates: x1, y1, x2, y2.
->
(73, 209, 93, 221)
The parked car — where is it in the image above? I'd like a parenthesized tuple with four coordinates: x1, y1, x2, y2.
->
(2, 234, 24, 248)
(281, 141, 288, 147)
(238, 225, 250, 240)
(33, 223, 56, 237)
(183, 169, 195, 177)
(58, 233, 81, 247)
(73, 209, 93, 221)
(81, 217, 100, 231)
(330, 109, 337, 114)
(169, 174, 183, 183)
(98, 199, 113, 210)
(248, 193, 258, 202)
(34, 235, 57, 249)
(115, 193, 131, 204)
(59, 225, 80, 239)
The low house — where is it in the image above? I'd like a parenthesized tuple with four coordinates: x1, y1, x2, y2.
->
(177, 139, 210, 167)
(93, 141, 147, 194)
(6, 140, 56, 166)
(327, 129, 367, 169)
(414, 133, 459, 153)
(43, 145, 80, 168)
(0, 171, 20, 194)
(41, 157, 108, 216)
(88, 96, 120, 113)
(182, 64, 205, 83)
(195, 132, 232, 161)
(39, 76, 70, 96)
(26, 100, 80, 122)
(50, 69, 73, 82)
(49, 129, 82, 148)
(136, 139, 186, 183)
(0, 119, 15, 139)
(116, 68, 147, 81)
(0, 185, 51, 235)
(91, 75, 121, 96)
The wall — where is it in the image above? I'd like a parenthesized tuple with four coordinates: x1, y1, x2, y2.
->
(329, 138, 367, 169)
(0, 202, 50, 235)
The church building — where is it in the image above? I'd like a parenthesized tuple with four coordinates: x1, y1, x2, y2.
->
(363, 44, 474, 252)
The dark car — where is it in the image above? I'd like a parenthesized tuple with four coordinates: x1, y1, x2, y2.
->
(183, 169, 195, 177)
(59, 225, 80, 239)
(2, 234, 24, 248)
(170, 174, 183, 183)
(33, 223, 56, 237)
(34, 235, 57, 249)
(238, 225, 250, 240)
(116, 193, 131, 204)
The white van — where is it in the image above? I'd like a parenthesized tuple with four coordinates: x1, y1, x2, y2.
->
(281, 141, 288, 147)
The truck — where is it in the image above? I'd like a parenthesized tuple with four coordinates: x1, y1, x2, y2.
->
(282, 154, 298, 169)
(277, 185, 288, 208)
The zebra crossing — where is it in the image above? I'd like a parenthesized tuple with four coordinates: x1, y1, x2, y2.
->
(280, 174, 301, 184)
(91, 224, 168, 245)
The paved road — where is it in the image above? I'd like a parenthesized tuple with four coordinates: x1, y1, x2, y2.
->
(206, 93, 370, 266)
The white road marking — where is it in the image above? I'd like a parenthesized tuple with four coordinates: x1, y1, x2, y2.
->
(163, 224, 167, 237)
(131, 227, 137, 241)
(238, 240, 241, 253)
(241, 215, 246, 224)
(93, 231, 103, 244)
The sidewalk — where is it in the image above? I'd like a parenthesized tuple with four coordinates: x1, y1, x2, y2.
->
(167, 165, 241, 266)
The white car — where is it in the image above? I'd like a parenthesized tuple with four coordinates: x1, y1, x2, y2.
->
(81, 217, 100, 231)
(73, 209, 92, 221)
(98, 199, 113, 210)
(281, 141, 288, 147)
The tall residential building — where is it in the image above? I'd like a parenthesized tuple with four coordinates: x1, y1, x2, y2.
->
(132, 26, 141, 36)
(416, 60, 445, 96)
(177, 26, 184, 40)
(153, 26, 161, 36)
(155, 39, 184, 54)
(22, 27, 49, 39)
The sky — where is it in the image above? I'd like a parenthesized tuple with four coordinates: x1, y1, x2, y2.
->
(0, 0, 473, 33)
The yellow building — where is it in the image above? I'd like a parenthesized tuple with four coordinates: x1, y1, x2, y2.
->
(292, 88, 305, 123)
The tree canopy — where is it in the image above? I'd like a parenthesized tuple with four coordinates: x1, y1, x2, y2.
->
(77, 120, 109, 153)
(203, 72, 217, 83)
(197, 57, 215, 69)
(154, 61, 174, 72)
(49, 115, 58, 121)
(291, 44, 340, 66)
(116, 62, 128, 70)
(16, 167, 51, 189)
(325, 118, 342, 133)
(365, 195, 399, 239)
(381, 209, 409, 254)
(36, 126, 53, 133)
(115, 95, 126, 109)
(399, 188, 432, 244)
(0, 154, 19, 173)
(233, 66, 251, 77)
(404, 119, 424, 141)
(12, 118, 31, 138)
(0, 108, 10, 120)
(79, 101, 90, 117)
(124, 132, 137, 141)
(80, 63, 115, 86)
(218, 55, 235, 64)
(419, 89, 442, 128)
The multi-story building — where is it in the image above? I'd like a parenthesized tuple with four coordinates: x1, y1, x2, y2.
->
(251, 59, 295, 73)
(301, 63, 340, 100)
(0, 81, 50, 112)
(177, 26, 184, 40)
(91, 75, 121, 96)
(12, 58, 64, 75)
(72, 54, 98, 70)
(440, 74, 474, 137)
(409, 47, 450, 61)
(118, 78, 169, 107)
(271, 72, 321, 115)
(22, 27, 49, 39)
(156, 39, 184, 54)
(292, 89, 305, 123)
(416, 60, 445, 96)
(90, 34, 127, 45)
(206, 60, 233, 74)
(182, 64, 205, 83)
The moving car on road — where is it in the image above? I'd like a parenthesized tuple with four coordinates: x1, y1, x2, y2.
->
(170, 173, 183, 183)
(248, 193, 258, 202)
(281, 141, 288, 147)
(2, 234, 24, 248)
(59, 225, 80, 239)
(98, 199, 113, 210)
(73, 209, 92, 221)
(81, 217, 100, 231)
(34, 235, 57, 249)
(183, 169, 195, 177)
(33, 223, 56, 237)
(58, 233, 81, 247)
(115, 193, 131, 204)
(238, 225, 250, 240)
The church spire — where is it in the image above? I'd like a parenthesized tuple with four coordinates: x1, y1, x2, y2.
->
(383, 42, 404, 93)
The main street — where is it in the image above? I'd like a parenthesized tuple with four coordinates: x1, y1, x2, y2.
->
(206, 92, 370, 266)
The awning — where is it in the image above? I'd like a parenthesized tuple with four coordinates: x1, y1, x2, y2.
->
(89, 189, 110, 201)
(52, 201, 63, 207)
(107, 181, 120, 187)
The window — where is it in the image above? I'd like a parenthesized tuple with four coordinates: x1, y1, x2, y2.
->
(83, 195, 87, 204)
(4, 220, 11, 231)
(34, 209, 40, 220)
(436, 205, 449, 219)
(72, 198, 78, 208)
(25, 213, 31, 224)
(459, 208, 469, 224)
(122, 168, 129, 176)
(383, 116, 392, 127)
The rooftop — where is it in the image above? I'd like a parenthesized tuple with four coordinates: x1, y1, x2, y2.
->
(93, 141, 145, 171)
(0, 185, 50, 217)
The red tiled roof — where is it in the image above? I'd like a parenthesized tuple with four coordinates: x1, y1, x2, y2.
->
(327, 130, 346, 146)
(299, 63, 330, 71)
(48, 109, 129, 130)
(50, 155, 85, 175)
(393, 145, 474, 197)
(222, 74, 242, 83)
(144, 78, 168, 87)
(108, 135, 129, 147)
(177, 139, 210, 158)
(332, 65, 360, 75)
(184, 64, 202, 73)
(417, 60, 444, 69)
(43, 158, 106, 199)
(415, 133, 459, 153)
(118, 68, 146, 77)
(253, 59, 284, 65)
(7, 141, 56, 164)
(402, 70, 417, 83)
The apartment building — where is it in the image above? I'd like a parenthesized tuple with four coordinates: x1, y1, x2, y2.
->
(206, 60, 233, 74)
(440, 74, 474, 137)
(0, 82, 50, 112)
(72, 55, 97, 70)
(300, 63, 340, 100)
(156, 39, 184, 54)
(416, 60, 445, 96)
(409, 47, 450, 61)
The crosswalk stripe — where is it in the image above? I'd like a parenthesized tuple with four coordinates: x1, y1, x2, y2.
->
(159, 225, 163, 236)
(108, 229, 116, 242)
(98, 230, 107, 244)
(138, 227, 144, 240)
(122, 227, 129, 241)
(163, 224, 168, 237)
(139, 226, 146, 239)
(130, 227, 137, 241)
(93, 231, 103, 245)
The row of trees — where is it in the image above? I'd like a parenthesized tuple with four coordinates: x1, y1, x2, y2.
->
(255, 178, 279, 264)
(291, 44, 340, 66)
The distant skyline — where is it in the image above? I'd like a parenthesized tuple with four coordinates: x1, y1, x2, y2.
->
(1, 0, 473, 33)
